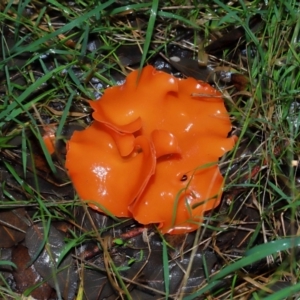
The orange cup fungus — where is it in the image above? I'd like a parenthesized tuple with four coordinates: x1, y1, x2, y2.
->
(42, 125, 57, 156)
(66, 65, 236, 234)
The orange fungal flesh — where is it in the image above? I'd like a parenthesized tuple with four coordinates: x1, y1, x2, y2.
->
(42, 125, 57, 155)
(150, 130, 181, 158)
(66, 122, 155, 217)
(129, 134, 236, 234)
(66, 65, 236, 234)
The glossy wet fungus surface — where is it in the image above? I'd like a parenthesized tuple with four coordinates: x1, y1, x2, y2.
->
(66, 65, 236, 234)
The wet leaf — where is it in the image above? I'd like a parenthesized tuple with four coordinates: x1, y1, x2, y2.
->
(25, 223, 78, 300)
(169, 56, 214, 82)
(205, 14, 263, 54)
(116, 45, 142, 67)
(1, 150, 73, 199)
(231, 73, 250, 91)
(122, 249, 218, 295)
(75, 207, 112, 233)
(0, 208, 29, 248)
(12, 244, 53, 300)
(83, 267, 116, 300)
(82, 249, 131, 299)
(169, 56, 249, 91)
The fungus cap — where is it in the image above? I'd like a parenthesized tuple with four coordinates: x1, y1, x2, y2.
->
(66, 66, 236, 234)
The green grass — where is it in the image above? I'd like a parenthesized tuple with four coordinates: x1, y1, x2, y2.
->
(0, 0, 299, 299)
